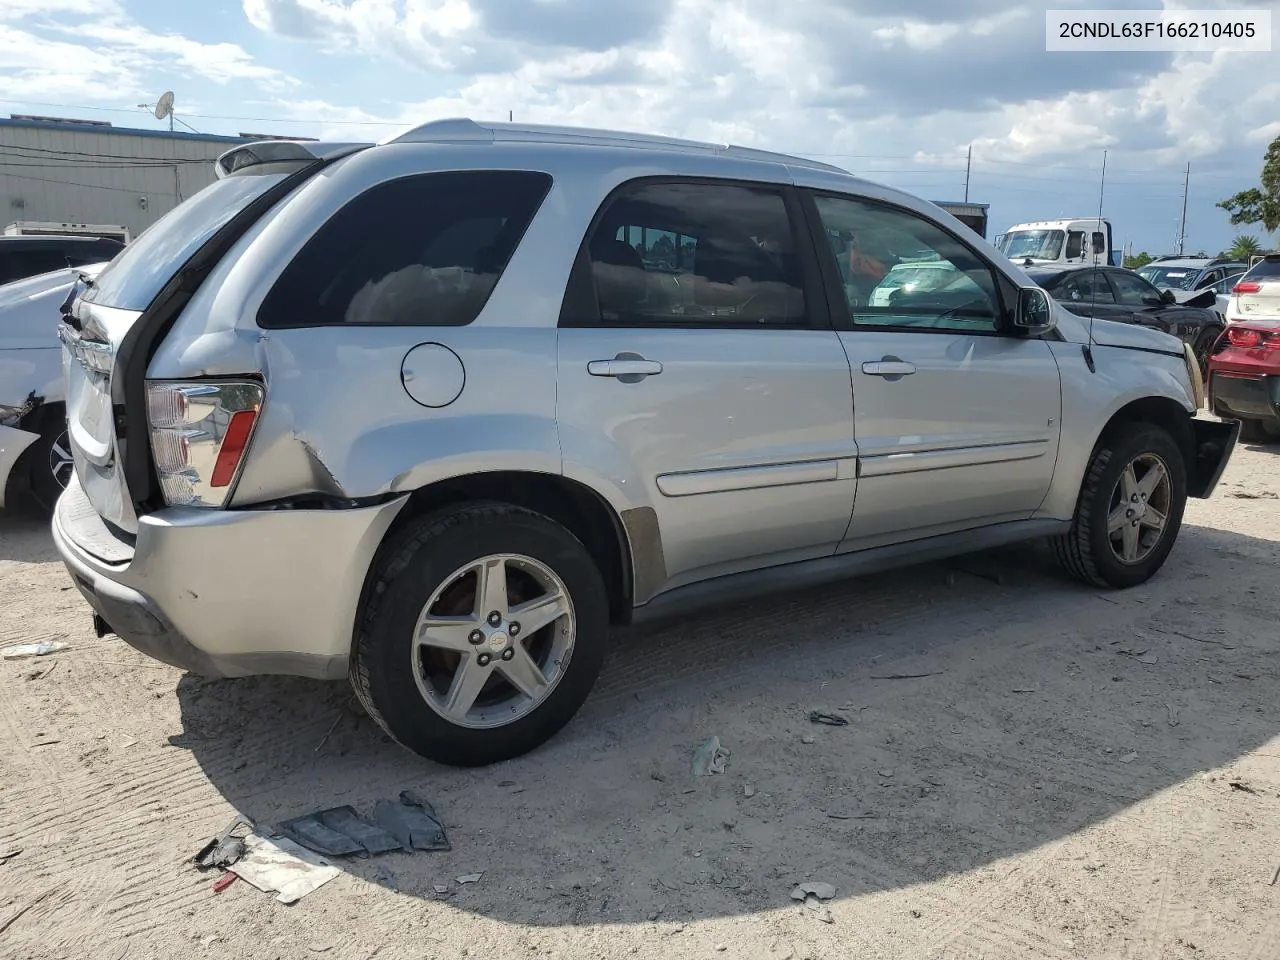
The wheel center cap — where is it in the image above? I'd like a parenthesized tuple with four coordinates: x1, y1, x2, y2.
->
(488, 631, 509, 651)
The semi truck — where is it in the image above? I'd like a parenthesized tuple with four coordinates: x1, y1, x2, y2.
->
(993, 217, 1121, 267)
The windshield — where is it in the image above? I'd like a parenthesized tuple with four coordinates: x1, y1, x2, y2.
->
(1242, 258, 1280, 282)
(1000, 230, 1064, 261)
(82, 165, 304, 312)
(1136, 265, 1202, 291)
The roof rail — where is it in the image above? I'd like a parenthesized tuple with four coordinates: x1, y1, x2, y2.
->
(386, 118, 848, 175)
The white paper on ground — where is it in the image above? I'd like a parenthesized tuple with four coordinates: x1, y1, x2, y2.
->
(231, 834, 340, 904)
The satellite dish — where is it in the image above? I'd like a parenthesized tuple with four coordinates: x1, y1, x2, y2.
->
(154, 91, 175, 120)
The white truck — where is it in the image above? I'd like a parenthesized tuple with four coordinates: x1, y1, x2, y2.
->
(3, 220, 131, 244)
(995, 218, 1120, 268)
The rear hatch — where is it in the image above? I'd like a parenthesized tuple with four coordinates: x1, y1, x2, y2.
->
(1231, 256, 1280, 320)
(59, 142, 368, 535)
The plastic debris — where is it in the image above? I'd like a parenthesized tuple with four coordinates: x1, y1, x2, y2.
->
(279, 792, 449, 858)
(231, 835, 340, 904)
(373, 791, 450, 852)
(790, 882, 836, 902)
(808, 710, 848, 727)
(456, 873, 483, 884)
(433, 883, 451, 895)
(801, 735, 816, 745)
(1, 640, 68, 660)
(692, 736, 729, 776)
(1119, 752, 1138, 764)
(744, 783, 757, 799)
(193, 815, 254, 870)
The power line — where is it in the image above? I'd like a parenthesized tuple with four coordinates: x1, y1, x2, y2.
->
(0, 169, 180, 196)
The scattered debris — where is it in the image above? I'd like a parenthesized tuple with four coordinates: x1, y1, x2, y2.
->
(743, 783, 757, 799)
(1229, 780, 1258, 795)
(801, 735, 816, 745)
(433, 883, 450, 895)
(692, 736, 730, 776)
(827, 812, 877, 821)
(808, 710, 848, 727)
(1011, 688, 1037, 694)
(910, 909, 923, 919)
(1229, 490, 1278, 499)
(212, 873, 238, 893)
(1271, 864, 1280, 887)
(307, 942, 336, 953)
(374, 865, 398, 891)
(30, 739, 61, 748)
(1235, 674, 1258, 681)
(456, 874, 483, 885)
(194, 815, 255, 870)
(1165, 703, 1180, 727)
(231, 835, 340, 904)
(870, 672, 942, 680)
(279, 792, 449, 858)
(715, 945, 727, 953)
(1153, 628, 1236, 649)
(0, 849, 21, 864)
(498, 780, 517, 787)
(1119, 752, 1138, 764)
(791, 881, 836, 901)
(1, 640, 68, 660)
(877, 769, 895, 779)
(649, 771, 666, 783)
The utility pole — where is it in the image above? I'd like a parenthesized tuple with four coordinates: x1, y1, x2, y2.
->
(964, 144, 972, 202)
(1177, 162, 1190, 256)
(509, 110, 513, 122)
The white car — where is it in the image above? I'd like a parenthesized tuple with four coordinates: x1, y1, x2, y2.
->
(0, 263, 107, 512)
(1223, 256, 1280, 325)
(868, 259, 969, 306)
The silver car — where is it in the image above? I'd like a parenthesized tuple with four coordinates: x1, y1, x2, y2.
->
(52, 121, 1238, 766)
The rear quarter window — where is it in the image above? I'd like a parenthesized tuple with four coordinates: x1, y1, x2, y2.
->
(1243, 258, 1280, 281)
(258, 170, 553, 328)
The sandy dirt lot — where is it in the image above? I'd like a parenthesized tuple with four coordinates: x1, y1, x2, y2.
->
(1, 443, 1279, 960)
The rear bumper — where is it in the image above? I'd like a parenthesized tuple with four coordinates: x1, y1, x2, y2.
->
(52, 477, 406, 680)
(1210, 371, 1280, 423)
(0, 423, 39, 510)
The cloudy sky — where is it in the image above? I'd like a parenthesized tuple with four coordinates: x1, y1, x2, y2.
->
(1, 0, 1278, 255)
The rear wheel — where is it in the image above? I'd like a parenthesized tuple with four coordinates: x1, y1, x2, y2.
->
(351, 502, 609, 767)
(1052, 423, 1187, 589)
(1239, 418, 1280, 443)
(28, 418, 74, 513)
(1191, 325, 1222, 378)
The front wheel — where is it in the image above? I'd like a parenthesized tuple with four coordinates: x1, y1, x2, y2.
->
(1052, 424, 1187, 589)
(351, 502, 609, 767)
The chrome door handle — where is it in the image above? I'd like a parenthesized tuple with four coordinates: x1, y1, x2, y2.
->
(587, 358, 663, 378)
(861, 360, 916, 377)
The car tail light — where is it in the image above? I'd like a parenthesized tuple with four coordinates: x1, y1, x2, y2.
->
(146, 381, 264, 507)
(1232, 281, 1262, 295)
(1225, 327, 1280, 350)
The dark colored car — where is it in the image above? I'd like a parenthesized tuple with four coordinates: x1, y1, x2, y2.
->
(1207, 322, 1280, 443)
(0, 235, 125, 286)
(1027, 265, 1223, 372)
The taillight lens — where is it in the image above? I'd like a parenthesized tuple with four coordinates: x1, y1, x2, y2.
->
(146, 381, 264, 507)
(1232, 281, 1262, 295)
(1225, 327, 1280, 350)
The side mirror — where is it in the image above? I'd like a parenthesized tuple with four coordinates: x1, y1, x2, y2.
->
(1160, 288, 1177, 304)
(1091, 234, 1106, 255)
(1014, 287, 1056, 336)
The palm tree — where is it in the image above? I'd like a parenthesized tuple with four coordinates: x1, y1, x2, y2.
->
(1229, 235, 1262, 260)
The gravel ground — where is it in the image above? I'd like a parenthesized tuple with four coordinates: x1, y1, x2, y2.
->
(1, 442, 1279, 960)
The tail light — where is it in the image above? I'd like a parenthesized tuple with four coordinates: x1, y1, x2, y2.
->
(146, 381, 264, 507)
(1225, 327, 1280, 350)
(1232, 281, 1262, 295)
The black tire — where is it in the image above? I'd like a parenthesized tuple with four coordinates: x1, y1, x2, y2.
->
(1191, 325, 1222, 378)
(27, 417, 74, 514)
(1051, 423, 1187, 589)
(351, 501, 609, 767)
(1239, 419, 1280, 444)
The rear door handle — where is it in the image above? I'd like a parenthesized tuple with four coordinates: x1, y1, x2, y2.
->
(587, 357, 663, 379)
(861, 360, 916, 377)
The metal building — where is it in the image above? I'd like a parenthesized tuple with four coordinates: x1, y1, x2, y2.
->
(0, 115, 253, 241)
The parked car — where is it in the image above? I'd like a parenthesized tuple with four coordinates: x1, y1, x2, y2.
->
(53, 121, 1237, 767)
(1137, 256, 1247, 298)
(1207, 272, 1245, 319)
(1, 263, 108, 512)
(0, 234, 122, 286)
(1027, 265, 1224, 373)
(1208, 321, 1280, 442)
(1222, 255, 1280, 325)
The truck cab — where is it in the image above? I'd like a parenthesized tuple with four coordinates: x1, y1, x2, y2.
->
(995, 218, 1118, 268)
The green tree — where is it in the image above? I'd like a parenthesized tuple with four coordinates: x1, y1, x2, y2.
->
(1218, 135, 1280, 233)
(1228, 235, 1262, 260)
(1124, 251, 1153, 269)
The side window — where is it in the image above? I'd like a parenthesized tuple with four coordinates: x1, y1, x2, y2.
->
(1196, 269, 1220, 289)
(571, 180, 807, 327)
(811, 193, 1003, 333)
(1058, 269, 1116, 305)
(0, 249, 68, 283)
(1109, 271, 1160, 306)
(259, 170, 552, 328)
(1065, 231, 1084, 260)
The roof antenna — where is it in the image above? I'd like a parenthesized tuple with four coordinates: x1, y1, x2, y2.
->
(1083, 148, 1106, 374)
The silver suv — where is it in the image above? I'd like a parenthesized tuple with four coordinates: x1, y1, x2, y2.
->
(53, 120, 1239, 766)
